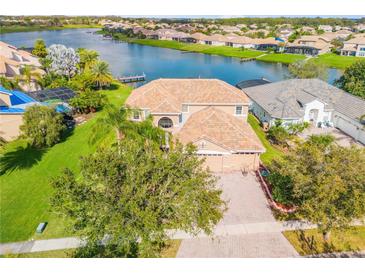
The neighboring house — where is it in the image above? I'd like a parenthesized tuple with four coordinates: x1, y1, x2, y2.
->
(354, 24, 365, 32)
(300, 26, 316, 34)
(0, 86, 72, 141)
(0, 41, 45, 91)
(240, 79, 365, 144)
(341, 35, 365, 57)
(318, 25, 333, 32)
(253, 37, 281, 51)
(190, 33, 226, 46)
(322, 30, 353, 41)
(285, 35, 331, 55)
(278, 28, 294, 39)
(125, 79, 265, 172)
(0, 86, 39, 141)
(220, 25, 241, 33)
(155, 29, 177, 40)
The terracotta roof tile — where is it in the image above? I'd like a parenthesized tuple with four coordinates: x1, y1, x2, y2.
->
(176, 106, 265, 152)
(125, 79, 249, 112)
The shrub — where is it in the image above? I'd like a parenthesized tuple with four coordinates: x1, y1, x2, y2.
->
(20, 105, 66, 148)
(268, 172, 296, 205)
(267, 120, 290, 146)
(69, 90, 106, 114)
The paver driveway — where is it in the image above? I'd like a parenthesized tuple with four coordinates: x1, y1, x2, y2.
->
(176, 172, 298, 258)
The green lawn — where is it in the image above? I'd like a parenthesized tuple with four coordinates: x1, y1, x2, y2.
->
(310, 53, 362, 70)
(256, 53, 306, 64)
(0, 83, 132, 243)
(247, 114, 283, 165)
(284, 227, 365, 255)
(0, 24, 101, 34)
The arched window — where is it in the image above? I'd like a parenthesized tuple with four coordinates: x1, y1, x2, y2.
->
(158, 117, 173, 128)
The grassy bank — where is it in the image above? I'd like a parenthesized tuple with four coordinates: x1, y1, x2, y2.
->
(0, 24, 101, 34)
(111, 34, 266, 59)
(105, 33, 362, 69)
(247, 114, 283, 165)
(310, 53, 361, 70)
(0, 83, 132, 243)
(256, 53, 306, 64)
(284, 227, 365, 256)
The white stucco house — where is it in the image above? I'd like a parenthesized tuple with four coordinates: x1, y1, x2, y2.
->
(240, 79, 365, 144)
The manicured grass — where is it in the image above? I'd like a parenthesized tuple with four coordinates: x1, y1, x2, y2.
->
(160, 240, 182, 258)
(0, 24, 101, 34)
(108, 34, 359, 69)
(256, 53, 306, 64)
(310, 53, 362, 70)
(247, 114, 283, 165)
(5, 249, 75, 258)
(0, 83, 132, 243)
(283, 226, 365, 255)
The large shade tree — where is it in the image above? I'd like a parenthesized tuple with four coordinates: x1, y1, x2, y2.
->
(269, 138, 365, 241)
(20, 105, 66, 148)
(335, 60, 365, 99)
(32, 39, 47, 58)
(288, 60, 328, 80)
(51, 139, 225, 257)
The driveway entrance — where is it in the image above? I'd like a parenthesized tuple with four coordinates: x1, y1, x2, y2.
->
(176, 172, 298, 257)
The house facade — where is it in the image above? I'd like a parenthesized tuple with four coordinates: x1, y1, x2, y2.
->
(285, 36, 331, 55)
(125, 79, 265, 172)
(341, 36, 365, 57)
(241, 79, 365, 144)
(0, 87, 40, 141)
(0, 41, 45, 91)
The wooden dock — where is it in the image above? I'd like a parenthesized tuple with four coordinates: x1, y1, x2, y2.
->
(240, 57, 256, 63)
(118, 73, 146, 83)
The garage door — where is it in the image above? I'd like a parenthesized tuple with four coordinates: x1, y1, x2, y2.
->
(201, 154, 259, 173)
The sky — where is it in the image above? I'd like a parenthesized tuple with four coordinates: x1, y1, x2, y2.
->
(1, 0, 365, 16)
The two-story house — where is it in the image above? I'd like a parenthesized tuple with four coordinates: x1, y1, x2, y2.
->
(125, 79, 265, 172)
(341, 35, 365, 57)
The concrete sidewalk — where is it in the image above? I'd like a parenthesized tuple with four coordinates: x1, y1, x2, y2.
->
(0, 220, 314, 255)
(167, 220, 316, 240)
(0, 237, 84, 256)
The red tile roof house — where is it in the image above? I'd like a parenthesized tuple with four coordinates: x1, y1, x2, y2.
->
(125, 79, 265, 173)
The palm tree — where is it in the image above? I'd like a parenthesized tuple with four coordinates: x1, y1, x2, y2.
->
(78, 48, 99, 71)
(91, 61, 113, 89)
(90, 105, 165, 155)
(89, 105, 135, 154)
(20, 65, 41, 91)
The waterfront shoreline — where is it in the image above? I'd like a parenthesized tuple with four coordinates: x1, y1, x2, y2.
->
(0, 24, 101, 34)
(99, 31, 361, 70)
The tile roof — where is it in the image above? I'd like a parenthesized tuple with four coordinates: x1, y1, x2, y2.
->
(344, 35, 365, 45)
(126, 79, 249, 113)
(176, 106, 264, 152)
(243, 79, 365, 121)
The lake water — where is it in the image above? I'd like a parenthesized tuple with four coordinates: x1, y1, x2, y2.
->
(0, 28, 342, 85)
